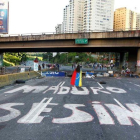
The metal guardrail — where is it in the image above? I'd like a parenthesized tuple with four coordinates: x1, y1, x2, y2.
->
(0, 66, 32, 75)
(0, 29, 140, 38)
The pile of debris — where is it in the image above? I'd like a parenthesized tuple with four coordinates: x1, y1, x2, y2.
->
(85, 71, 116, 78)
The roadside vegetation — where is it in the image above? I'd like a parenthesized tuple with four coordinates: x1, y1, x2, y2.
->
(43, 52, 110, 64)
(3, 53, 43, 66)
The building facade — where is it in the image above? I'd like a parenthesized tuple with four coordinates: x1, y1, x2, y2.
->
(56, 0, 115, 33)
(114, 7, 137, 31)
(55, 24, 62, 34)
(136, 13, 140, 30)
(84, 0, 114, 32)
(63, 5, 70, 33)
(69, 0, 85, 32)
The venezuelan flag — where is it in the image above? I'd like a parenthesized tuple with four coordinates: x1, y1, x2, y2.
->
(71, 70, 82, 87)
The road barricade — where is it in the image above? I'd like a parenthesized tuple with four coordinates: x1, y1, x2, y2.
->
(42, 71, 66, 77)
(0, 71, 41, 88)
(0, 75, 9, 87)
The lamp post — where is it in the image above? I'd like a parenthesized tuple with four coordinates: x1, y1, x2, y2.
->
(102, 55, 103, 64)
(67, 53, 68, 64)
(48, 55, 49, 63)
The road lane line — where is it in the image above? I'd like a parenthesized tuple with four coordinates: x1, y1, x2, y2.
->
(57, 82, 62, 87)
(21, 98, 48, 122)
(30, 97, 53, 123)
(114, 98, 126, 110)
(97, 82, 104, 89)
(60, 82, 65, 87)
(134, 84, 140, 87)
(43, 82, 62, 94)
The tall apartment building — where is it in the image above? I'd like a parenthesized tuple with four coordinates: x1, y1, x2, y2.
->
(63, 5, 70, 33)
(55, 0, 115, 33)
(114, 7, 137, 31)
(55, 24, 62, 34)
(69, 0, 85, 32)
(84, 0, 115, 31)
(136, 13, 140, 29)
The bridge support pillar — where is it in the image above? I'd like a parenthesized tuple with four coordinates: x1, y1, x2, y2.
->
(120, 52, 125, 69)
(0, 53, 3, 67)
(136, 48, 140, 74)
(128, 51, 137, 72)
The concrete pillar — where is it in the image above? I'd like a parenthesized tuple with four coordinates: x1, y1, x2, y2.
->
(0, 53, 3, 67)
(120, 52, 125, 69)
(136, 48, 140, 74)
(128, 51, 137, 72)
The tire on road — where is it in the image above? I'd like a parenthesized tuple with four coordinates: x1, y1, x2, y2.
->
(15, 80, 26, 84)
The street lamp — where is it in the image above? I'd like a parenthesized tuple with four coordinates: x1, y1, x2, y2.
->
(102, 55, 103, 64)
(66, 52, 68, 64)
(48, 55, 49, 63)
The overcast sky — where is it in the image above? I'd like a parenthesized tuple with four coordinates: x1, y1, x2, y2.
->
(8, 0, 140, 34)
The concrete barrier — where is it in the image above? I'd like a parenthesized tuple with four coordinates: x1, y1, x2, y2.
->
(0, 68, 60, 88)
(0, 71, 41, 88)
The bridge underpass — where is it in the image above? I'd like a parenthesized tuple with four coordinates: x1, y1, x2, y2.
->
(0, 31, 140, 73)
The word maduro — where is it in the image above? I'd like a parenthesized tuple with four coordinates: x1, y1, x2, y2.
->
(5, 85, 127, 95)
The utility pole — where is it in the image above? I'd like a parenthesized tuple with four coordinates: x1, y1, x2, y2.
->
(67, 53, 68, 64)
(48, 55, 49, 63)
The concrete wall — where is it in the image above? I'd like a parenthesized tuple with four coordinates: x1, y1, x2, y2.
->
(0, 53, 3, 67)
(0, 31, 140, 42)
(0, 71, 40, 88)
(0, 38, 139, 50)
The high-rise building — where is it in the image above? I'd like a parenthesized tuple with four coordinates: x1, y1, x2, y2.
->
(55, 24, 62, 34)
(84, 0, 115, 32)
(114, 7, 137, 31)
(136, 13, 140, 30)
(63, 5, 70, 33)
(55, 0, 115, 33)
(69, 0, 85, 32)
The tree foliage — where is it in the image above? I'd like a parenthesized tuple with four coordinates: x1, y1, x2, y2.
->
(4, 53, 27, 65)
(45, 52, 96, 64)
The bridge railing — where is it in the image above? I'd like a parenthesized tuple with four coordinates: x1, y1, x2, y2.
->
(0, 28, 140, 38)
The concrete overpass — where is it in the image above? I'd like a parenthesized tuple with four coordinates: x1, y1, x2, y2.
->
(0, 31, 140, 73)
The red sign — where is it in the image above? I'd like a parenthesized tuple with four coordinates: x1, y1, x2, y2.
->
(34, 58, 38, 63)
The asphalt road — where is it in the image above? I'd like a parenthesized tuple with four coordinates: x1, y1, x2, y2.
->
(0, 77, 140, 140)
(3, 64, 108, 75)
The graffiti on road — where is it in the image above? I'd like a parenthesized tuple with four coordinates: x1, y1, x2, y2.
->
(5, 85, 127, 95)
(0, 98, 140, 126)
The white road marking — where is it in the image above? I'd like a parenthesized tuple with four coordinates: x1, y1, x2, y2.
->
(60, 82, 65, 87)
(90, 87, 111, 95)
(18, 98, 58, 124)
(43, 86, 59, 94)
(105, 103, 140, 125)
(52, 104, 93, 124)
(71, 87, 89, 95)
(57, 87, 70, 94)
(92, 101, 101, 104)
(21, 98, 48, 122)
(114, 98, 126, 109)
(57, 82, 62, 87)
(30, 98, 53, 123)
(107, 87, 126, 94)
(134, 84, 140, 87)
(92, 104, 114, 125)
(5, 85, 48, 94)
(0, 103, 24, 122)
(97, 82, 104, 89)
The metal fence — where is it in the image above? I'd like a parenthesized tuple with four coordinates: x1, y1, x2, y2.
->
(0, 66, 32, 75)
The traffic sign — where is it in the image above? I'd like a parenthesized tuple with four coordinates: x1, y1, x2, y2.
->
(75, 39, 88, 44)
